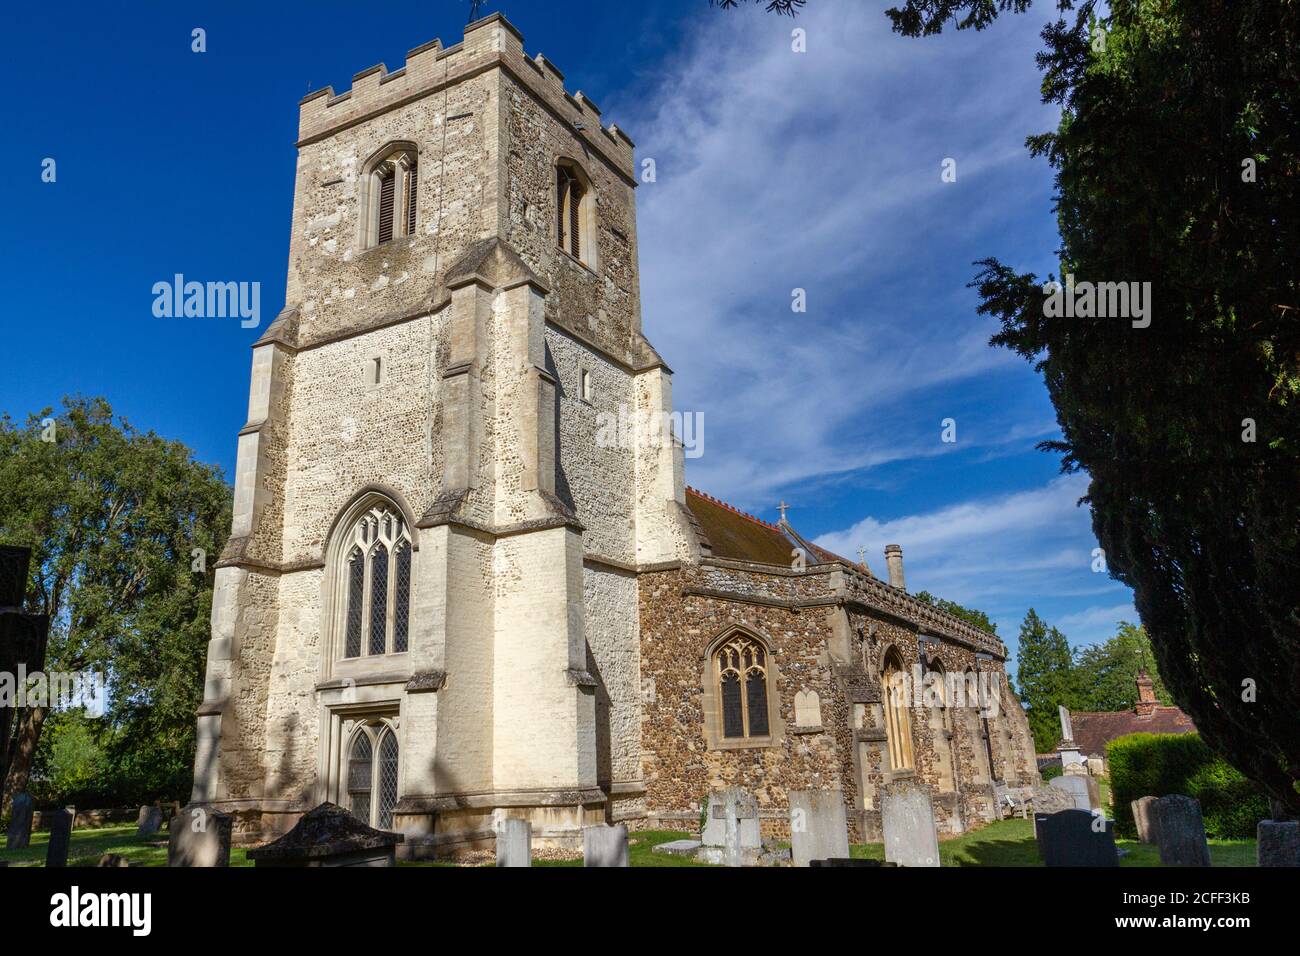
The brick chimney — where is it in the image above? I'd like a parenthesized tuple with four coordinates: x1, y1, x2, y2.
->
(1135, 668, 1157, 717)
(884, 544, 905, 591)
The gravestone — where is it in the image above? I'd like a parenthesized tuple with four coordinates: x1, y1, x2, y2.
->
(1050, 774, 1093, 811)
(699, 788, 761, 866)
(97, 853, 129, 867)
(652, 839, 702, 857)
(168, 803, 233, 867)
(45, 808, 73, 867)
(6, 792, 34, 849)
(1153, 795, 1210, 867)
(788, 789, 850, 867)
(583, 824, 629, 867)
(136, 805, 163, 837)
(1132, 796, 1160, 844)
(1256, 820, 1300, 867)
(881, 780, 940, 867)
(496, 817, 532, 867)
(1035, 809, 1118, 867)
(247, 802, 402, 867)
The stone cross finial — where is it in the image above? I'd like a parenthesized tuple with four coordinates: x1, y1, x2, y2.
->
(778, 501, 789, 523)
(857, 547, 866, 564)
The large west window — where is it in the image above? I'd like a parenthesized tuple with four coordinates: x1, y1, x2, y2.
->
(341, 504, 412, 658)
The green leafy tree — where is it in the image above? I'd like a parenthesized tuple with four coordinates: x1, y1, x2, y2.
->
(1071, 622, 1170, 713)
(1015, 609, 1074, 752)
(0, 397, 231, 812)
(913, 590, 998, 633)
(885, 0, 1300, 811)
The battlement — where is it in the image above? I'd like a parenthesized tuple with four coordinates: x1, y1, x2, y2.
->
(297, 12, 635, 179)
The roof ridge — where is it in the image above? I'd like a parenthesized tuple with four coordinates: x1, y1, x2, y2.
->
(685, 486, 783, 531)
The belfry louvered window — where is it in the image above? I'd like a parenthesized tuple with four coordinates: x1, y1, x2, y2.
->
(556, 162, 591, 263)
(716, 634, 770, 739)
(363, 145, 417, 249)
(376, 171, 396, 244)
(346, 722, 400, 830)
(339, 504, 413, 658)
(405, 162, 418, 236)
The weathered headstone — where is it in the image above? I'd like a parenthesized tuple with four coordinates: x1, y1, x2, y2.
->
(168, 803, 233, 867)
(1132, 795, 1160, 844)
(1152, 795, 1210, 867)
(6, 792, 34, 849)
(1257, 820, 1300, 867)
(247, 802, 402, 867)
(45, 808, 73, 868)
(881, 780, 940, 867)
(699, 788, 761, 866)
(136, 805, 163, 837)
(496, 817, 532, 867)
(789, 789, 850, 867)
(583, 824, 629, 867)
(1050, 774, 1094, 811)
(1035, 809, 1118, 867)
(97, 853, 129, 867)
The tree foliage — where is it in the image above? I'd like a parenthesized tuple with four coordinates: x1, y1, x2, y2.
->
(886, 0, 1300, 811)
(1014, 609, 1074, 752)
(711, 0, 807, 16)
(913, 590, 998, 633)
(0, 397, 231, 809)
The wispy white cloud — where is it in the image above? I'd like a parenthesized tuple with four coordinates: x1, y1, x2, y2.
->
(814, 473, 1136, 649)
(619, 4, 1060, 501)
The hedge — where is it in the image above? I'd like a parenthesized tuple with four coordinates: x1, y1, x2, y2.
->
(1107, 732, 1268, 839)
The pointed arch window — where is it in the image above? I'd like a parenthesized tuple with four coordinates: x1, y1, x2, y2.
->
(362, 145, 418, 249)
(339, 503, 412, 658)
(346, 721, 400, 830)
(556, 159, 595, 267)
(883, 650, 916, 772)
(716, 634, 770, 739)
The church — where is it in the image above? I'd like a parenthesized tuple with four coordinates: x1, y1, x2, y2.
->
(191, 12, 1039, 857)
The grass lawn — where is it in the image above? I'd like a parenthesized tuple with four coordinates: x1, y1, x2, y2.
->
(2, 820, 1256, 867)
(0, 824, 253, 868)
(0, 826, 708, 868)
(850, 817, 1256, 867)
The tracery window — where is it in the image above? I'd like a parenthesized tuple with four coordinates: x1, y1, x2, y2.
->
(341, 504, 412, 658)
(716, 634, 770, 739)
(346, 721, 400, 830)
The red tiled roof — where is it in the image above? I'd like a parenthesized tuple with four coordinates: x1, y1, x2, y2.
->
(1071, 706, 1197, 758)
(684, 487, 793, 565)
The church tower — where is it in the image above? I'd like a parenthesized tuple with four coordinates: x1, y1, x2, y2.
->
(191, 12, 696, 856)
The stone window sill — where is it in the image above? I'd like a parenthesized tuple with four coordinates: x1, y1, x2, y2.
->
(709, 735, 780, 752)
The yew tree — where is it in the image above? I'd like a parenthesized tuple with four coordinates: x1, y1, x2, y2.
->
(886, 0, 1300, 810)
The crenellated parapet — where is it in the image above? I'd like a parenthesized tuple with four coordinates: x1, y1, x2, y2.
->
(297, 12, 635, 182)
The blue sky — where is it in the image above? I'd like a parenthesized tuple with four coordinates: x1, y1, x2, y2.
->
(0, 0, 1138, 661)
